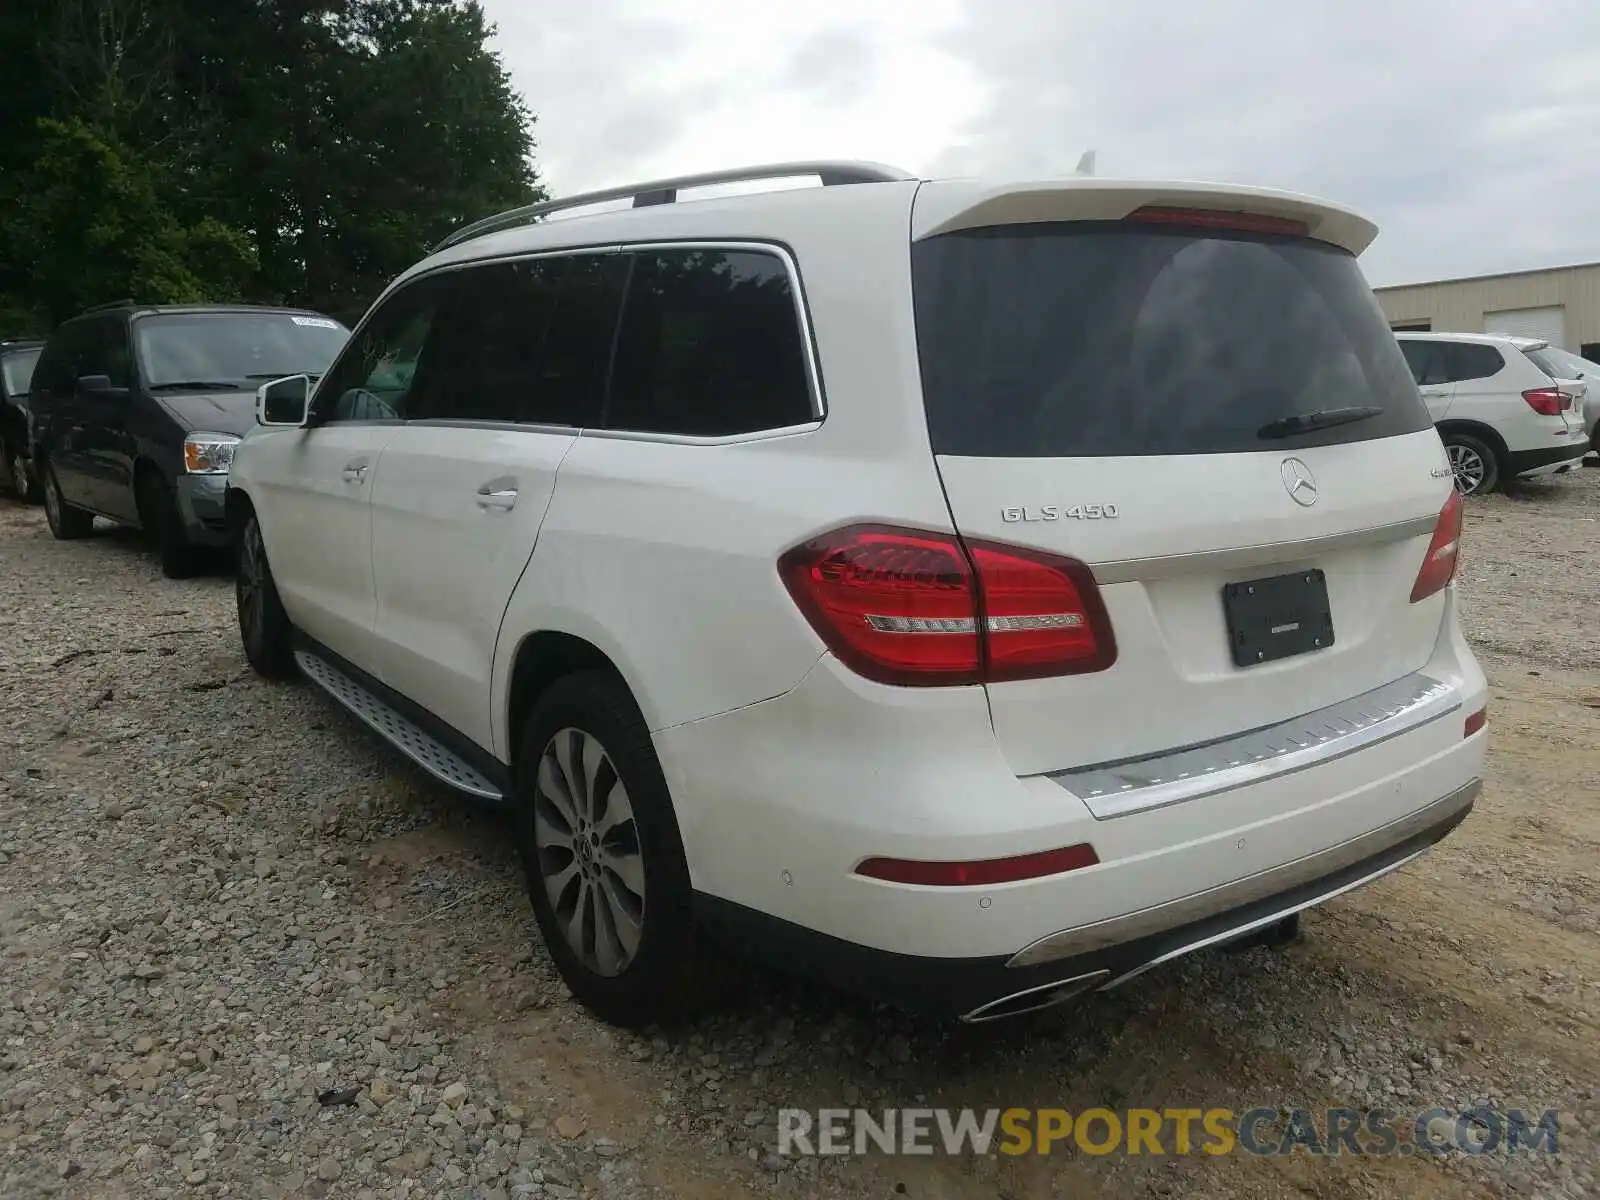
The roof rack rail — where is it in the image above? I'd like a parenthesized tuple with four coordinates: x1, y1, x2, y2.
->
(81, 298, 139, 314)
(432, 160, 917, 252)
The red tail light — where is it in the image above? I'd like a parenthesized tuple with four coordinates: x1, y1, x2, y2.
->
(856, 842, 1100, 886)
(1521, 387, 1567, 416)
(1464, 707, 1487, 738)
(778, 525, 1117, 686)
(1409, 489, 1464, 603)
(1125, 206, 1311, 238)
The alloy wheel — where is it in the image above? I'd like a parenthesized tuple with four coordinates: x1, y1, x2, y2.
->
(532, 727, 646, 977)
(237, 524, 263, 649)
(1447, 443, 1485, 495)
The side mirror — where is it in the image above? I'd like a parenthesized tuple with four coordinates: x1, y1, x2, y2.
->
(257, 374, 312, 427)
(77, 374, 127, 398)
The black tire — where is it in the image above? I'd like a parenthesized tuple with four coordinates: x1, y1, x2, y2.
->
(236, 513, 297, 680)
(514, 672, 704, 1028)
(41, 461, 95, 538)
(135, 467, 202, 579)
(1441, 431, 1500, 496)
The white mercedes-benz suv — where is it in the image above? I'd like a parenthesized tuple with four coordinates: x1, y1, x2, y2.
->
(228, 162, 1487, 1027)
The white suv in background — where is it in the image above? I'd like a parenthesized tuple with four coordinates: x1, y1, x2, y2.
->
(228, 163, 1487, 1027)
(1395, 331, 1589, 495)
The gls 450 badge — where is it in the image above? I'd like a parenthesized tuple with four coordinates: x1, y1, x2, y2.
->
(1001, 503, 1119, 523)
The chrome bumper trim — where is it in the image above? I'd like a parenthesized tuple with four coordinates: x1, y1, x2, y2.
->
(959, 970, 1110, 1024)
(1096, 845, 1430, 991)
(1047, 672, 1461, 820)
(1089, 514, 1437, 586)
(1006, 778, 1479, 969)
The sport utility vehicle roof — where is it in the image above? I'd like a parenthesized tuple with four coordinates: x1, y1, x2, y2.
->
(416, 162, 1381, 290)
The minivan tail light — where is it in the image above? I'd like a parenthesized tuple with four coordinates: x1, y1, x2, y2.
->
(1409, 489, 1463, 603)
(1521, 387, 1566, 416)
(778, 525, 1117, 687)
(1125, 206, 1311, 239)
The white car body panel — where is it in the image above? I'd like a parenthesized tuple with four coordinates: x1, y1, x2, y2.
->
(236, 424, 394, 675)
(231, 168, 1487, 1018)
(367, 422, 576, 750)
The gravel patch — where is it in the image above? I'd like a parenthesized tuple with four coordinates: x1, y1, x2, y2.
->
(2, 469, 1597, 1199)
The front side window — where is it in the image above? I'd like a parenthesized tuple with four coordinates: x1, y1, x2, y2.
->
(2, 347, 40, 396)
(136, 311, 349, 391)
(315, 282, 446, 423)
(33, 322, 97, 396)
(606, 248, 814, 437)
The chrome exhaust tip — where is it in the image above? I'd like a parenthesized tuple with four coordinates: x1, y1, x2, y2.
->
(959, 969, 1109, 1024)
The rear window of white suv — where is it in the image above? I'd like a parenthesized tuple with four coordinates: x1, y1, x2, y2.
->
(912, 223, 1431, 457)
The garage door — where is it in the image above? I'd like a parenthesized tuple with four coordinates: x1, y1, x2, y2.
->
(1484, 305, 1568, 348)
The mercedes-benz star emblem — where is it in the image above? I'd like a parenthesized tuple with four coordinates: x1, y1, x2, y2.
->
(1281, 457, 1318, 507)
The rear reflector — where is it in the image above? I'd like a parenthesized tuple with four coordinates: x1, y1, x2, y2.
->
(1409, 489, 1463, 603)
(1464, 707, 1487, 738)
(1521, 387, 1567, 416)
(1125, 206, 1311, 238)
(856, 843, 1099, 886)
(778, 524, 1117, 686)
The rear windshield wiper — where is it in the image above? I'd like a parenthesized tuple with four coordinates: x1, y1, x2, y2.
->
(148, 380, 246, 391)
(1257, 405, 1384, 440)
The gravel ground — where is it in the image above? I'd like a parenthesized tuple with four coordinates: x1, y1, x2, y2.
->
(1, 468, 1597, 1200)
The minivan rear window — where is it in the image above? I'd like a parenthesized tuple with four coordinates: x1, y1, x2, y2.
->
(912, 223, 1432, 457)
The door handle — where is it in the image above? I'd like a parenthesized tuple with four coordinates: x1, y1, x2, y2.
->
(476, 487, 518, 511)
(341, 462, 368, 484)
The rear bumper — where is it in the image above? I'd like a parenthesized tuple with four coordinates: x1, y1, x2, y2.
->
(659, 590, 1486, 1012)
(696, 779, 1477, 1021)
(1507, 439, 1590, 476)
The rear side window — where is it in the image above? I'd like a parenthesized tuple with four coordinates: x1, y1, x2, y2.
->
(912, 223, 1432, 457)
(411, 253, 628, 426)
(606, 248, 813, 437)
(1400, 340, 1503, 385)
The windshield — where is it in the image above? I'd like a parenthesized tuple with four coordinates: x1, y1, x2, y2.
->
(2, 347, 41, 396)
(134, 312, 349, 388)
(911, 223, 1431, 456)
(1524, 344, 1600, 381)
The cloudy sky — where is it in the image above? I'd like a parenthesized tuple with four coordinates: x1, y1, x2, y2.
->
(481, 0, 1600, 287)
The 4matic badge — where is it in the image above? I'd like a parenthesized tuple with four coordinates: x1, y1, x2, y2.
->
(1000, 503, 1119, 523)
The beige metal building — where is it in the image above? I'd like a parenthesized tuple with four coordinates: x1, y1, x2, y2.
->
(1374, 262, 1600, 359)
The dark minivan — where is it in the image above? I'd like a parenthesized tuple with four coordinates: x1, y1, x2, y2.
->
(29, 302, 348, 576)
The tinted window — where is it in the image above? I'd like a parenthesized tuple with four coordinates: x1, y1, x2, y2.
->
(316, 277, 448, 422)
(913, 224, 1432, 457)
(32, 321, 98, 396)
(1, 347, 40, 396)
(1398, 340, 1441, 384)
(98, 316, 134, 388)
(606, 248, 813, 436)
(1400, 341, 1502, 385)
(1443, 344, 1502, 382)
(410, 253, 627, 425)
(135, 311, 349, 388)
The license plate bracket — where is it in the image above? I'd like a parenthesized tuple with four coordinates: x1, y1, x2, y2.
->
(1222, 569, 1334, 668)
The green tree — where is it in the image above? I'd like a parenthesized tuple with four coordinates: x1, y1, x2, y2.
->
(0, 0, 541, 329)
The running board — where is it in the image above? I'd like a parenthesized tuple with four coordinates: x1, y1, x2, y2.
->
(294, 650, 505, 801)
